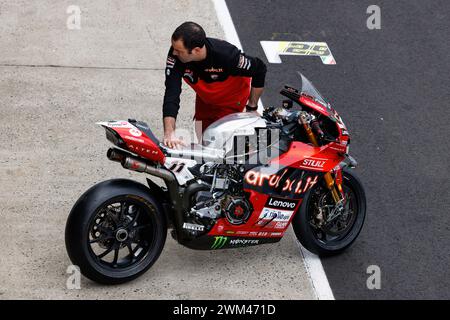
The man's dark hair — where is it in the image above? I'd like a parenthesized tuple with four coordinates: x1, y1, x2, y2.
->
(172, 21, 206, 52)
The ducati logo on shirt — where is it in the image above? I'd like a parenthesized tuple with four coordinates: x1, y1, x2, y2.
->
(204, 67, 223, 73)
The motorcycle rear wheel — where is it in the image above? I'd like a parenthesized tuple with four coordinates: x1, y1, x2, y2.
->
(65, 179, 167, 284)
(292, 168, 366, 257)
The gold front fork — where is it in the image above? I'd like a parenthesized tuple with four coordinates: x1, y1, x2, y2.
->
(299, 113, 342, 204)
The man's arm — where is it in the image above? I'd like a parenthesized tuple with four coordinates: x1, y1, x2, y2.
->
(247, 87, 264, 110)
(163, 116, 185, 149)
(163, 116, 176, 134)
(229, 50, 267, 110)
(162, 51, 186, 148)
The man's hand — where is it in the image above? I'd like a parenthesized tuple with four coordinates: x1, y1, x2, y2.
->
(163, 132, 186, 149)
(163, 117, 186, 149)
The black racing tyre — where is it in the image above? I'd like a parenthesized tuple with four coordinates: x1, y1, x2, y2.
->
(292, 168, 366, 257)
(65, 179, 167, 284)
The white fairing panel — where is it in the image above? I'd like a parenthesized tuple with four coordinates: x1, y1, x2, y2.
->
(202, 112, 267, 153)
(163, 158, 198, 185)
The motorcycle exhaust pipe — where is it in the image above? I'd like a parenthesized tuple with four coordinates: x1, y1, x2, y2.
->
(122, 157, 176, 181)
(107, 148, 127, 163)
(107, 148, 175, 181)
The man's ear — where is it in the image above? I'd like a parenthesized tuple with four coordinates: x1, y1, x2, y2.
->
(192, 47, 202, 54)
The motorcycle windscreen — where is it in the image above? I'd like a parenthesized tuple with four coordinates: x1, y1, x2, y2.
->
(295, 72, 332, 111)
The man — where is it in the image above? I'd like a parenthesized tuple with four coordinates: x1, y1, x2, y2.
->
(162, 21, 267, 148)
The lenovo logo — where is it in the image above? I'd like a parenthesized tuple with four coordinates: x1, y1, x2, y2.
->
(266, 197, 297, 209)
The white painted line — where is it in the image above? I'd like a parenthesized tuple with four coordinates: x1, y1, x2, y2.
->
(212, 0, 244, 50)
(296, 238, 335, 300)
(212, 0, 335, 300)
(212, 0, 263, 113)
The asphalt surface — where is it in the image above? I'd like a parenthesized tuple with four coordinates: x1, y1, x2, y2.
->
(227, 0, 450, 299)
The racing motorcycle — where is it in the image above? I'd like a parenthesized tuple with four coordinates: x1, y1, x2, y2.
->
(65, 72, 366, 284)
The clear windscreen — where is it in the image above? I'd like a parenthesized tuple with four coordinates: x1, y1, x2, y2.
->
(298, 71, 329, 107)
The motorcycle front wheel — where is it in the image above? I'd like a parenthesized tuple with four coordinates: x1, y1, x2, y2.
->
(292, 168, 366, 257)
(65, 179, 167, 284)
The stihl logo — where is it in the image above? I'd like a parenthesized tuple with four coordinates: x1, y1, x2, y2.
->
(302, 159, 326, 168)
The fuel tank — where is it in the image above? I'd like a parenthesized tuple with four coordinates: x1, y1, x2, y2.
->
(202, 112, 267, 157)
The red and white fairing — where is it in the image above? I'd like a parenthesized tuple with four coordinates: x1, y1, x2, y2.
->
(96, 121, 165, 164)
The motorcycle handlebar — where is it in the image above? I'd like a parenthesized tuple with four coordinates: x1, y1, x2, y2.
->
(264, 106, 326, 143)
(263, 106, 300, 123)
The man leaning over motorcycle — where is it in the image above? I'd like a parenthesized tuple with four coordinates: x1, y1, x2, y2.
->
(162, 21, 267, 148)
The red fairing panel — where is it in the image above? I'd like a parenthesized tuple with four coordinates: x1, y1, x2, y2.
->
(207, 191, 302, 239)
(102, 121, 165, 163)
(299, 94, 350, 146)
(277, 141, 345, 172)
(330, 108, 350, 143)
(299, 95, 330, 117)
(207, 141, 346, 239)
(120, 129, 165, 163)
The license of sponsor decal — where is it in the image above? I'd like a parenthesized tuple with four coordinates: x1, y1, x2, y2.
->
(258, 208, 293, 222)
(274, 221, 288, 229)
(183, 223, 204, 232)
(265, 197, 298, 209)
(129, 128, 142, 137)
(229, 239, 259, 246)
(123, 135, 145, 143)
(107, 121, 130, 127)
(244, 169, 319, 195)
(271, 232, 283, 237)
(256, 197, 298, 226)
(302, 158, 326, 168)
(211, 236, 260, 250)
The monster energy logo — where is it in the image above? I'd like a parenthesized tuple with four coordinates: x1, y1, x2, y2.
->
(211, 236, 228, 249)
